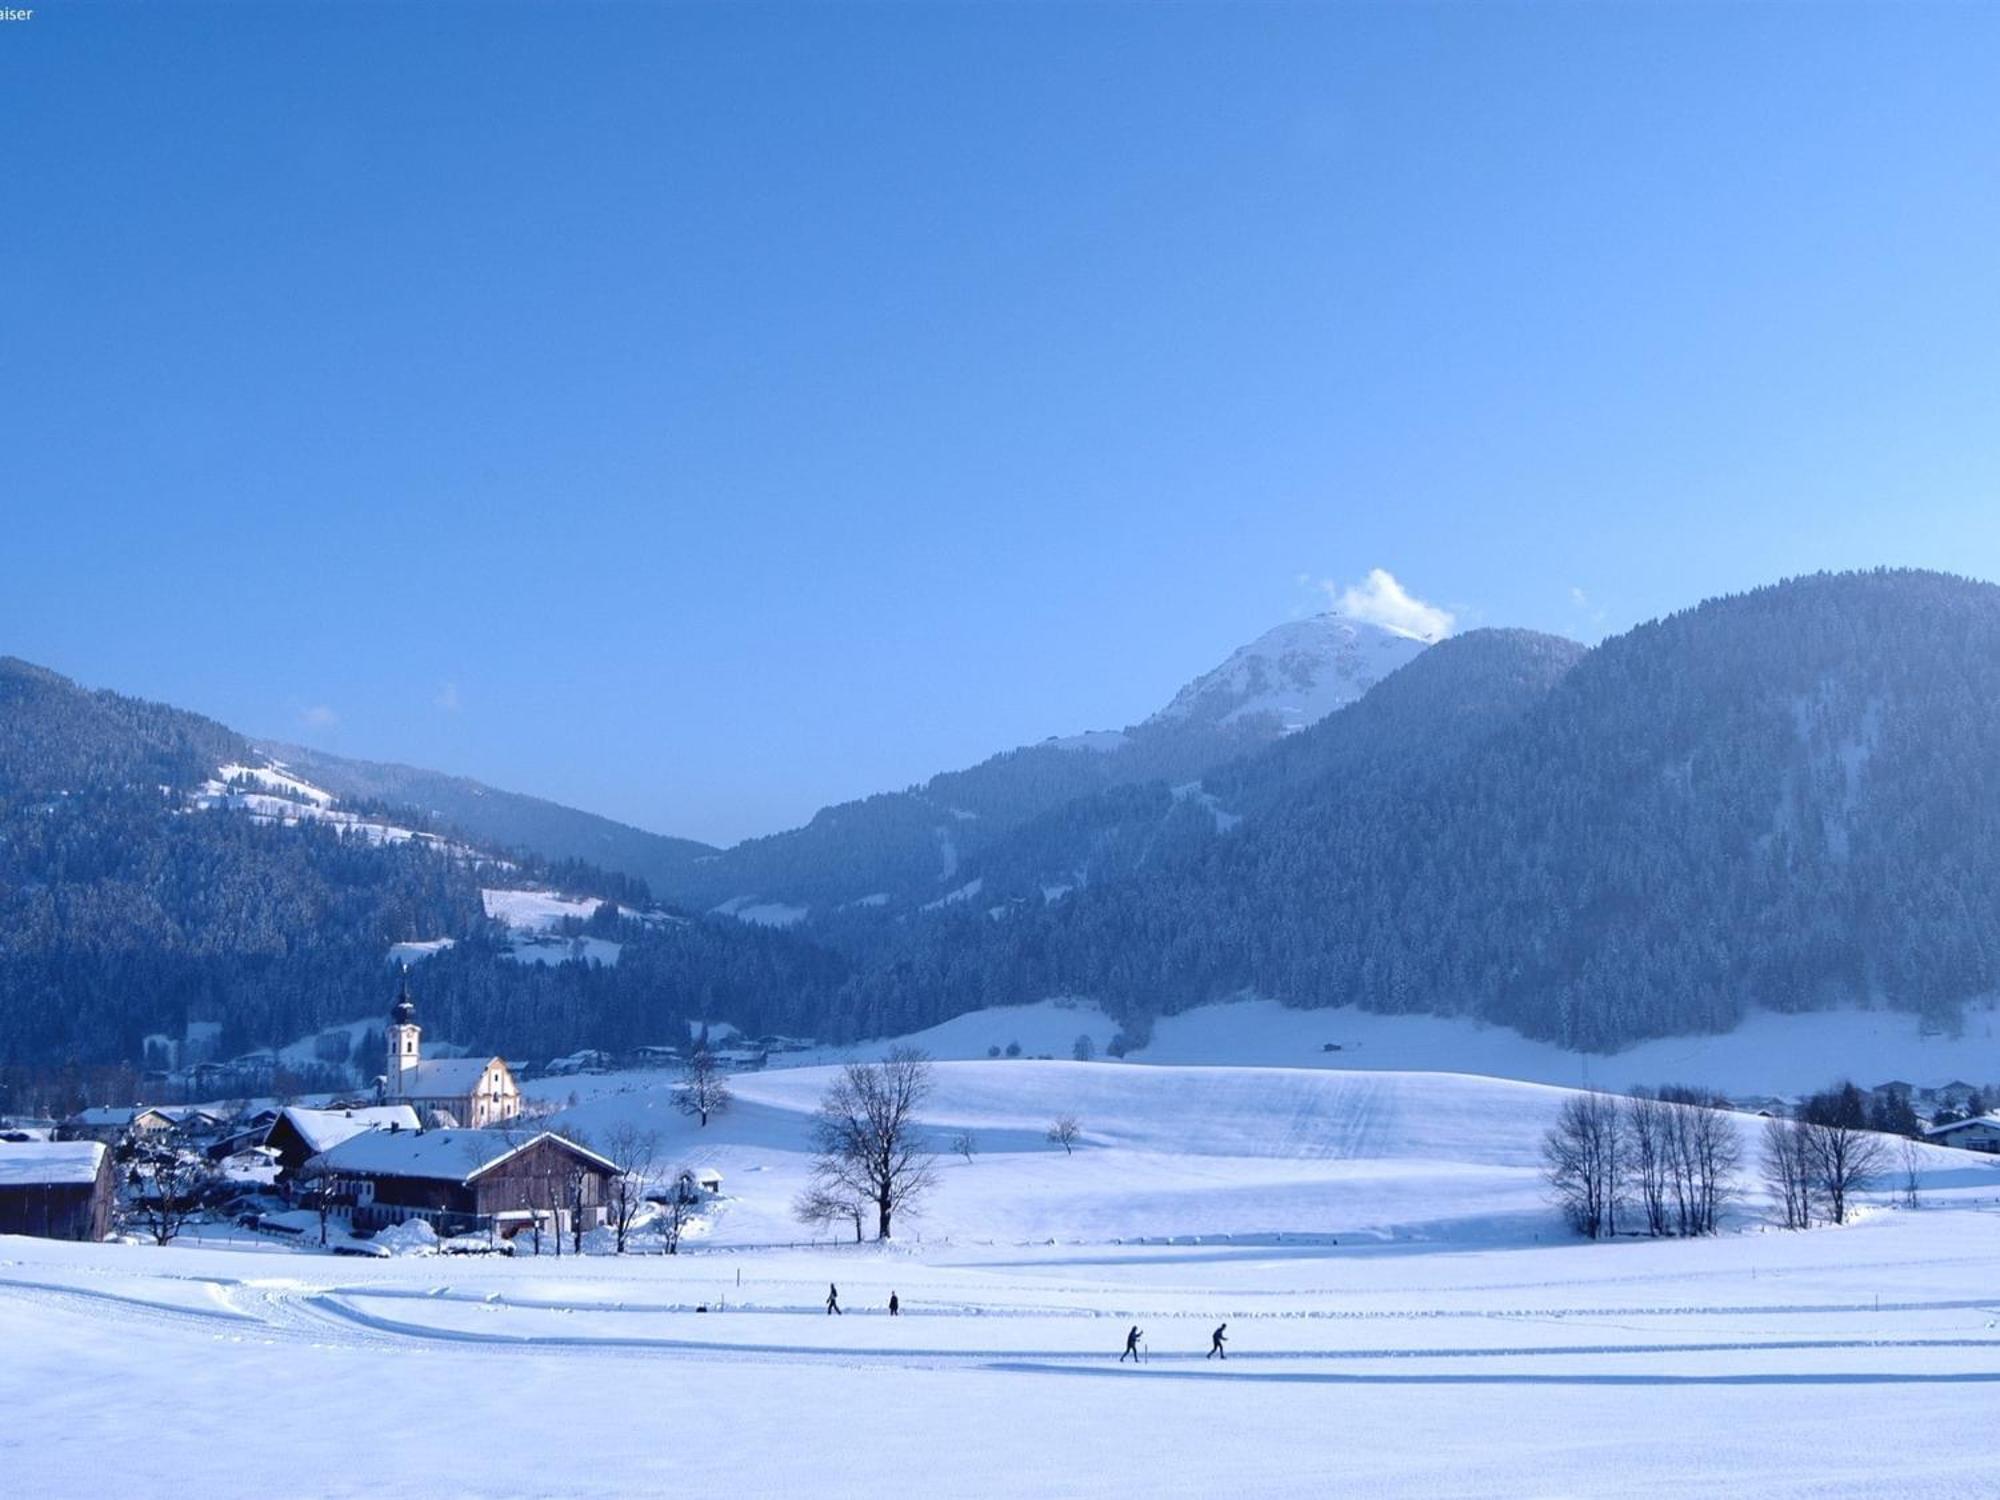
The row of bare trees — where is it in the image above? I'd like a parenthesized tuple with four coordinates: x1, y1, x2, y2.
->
(1542, 1089, 1741, 1240)
(1547, 1080, 1909, 1240)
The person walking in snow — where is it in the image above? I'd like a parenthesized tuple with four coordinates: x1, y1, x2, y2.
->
(1207, 1323, 1228, 1360)
(827, 1283, 842, 1315)
(1121, 1325, 1143, 1363)
(888, 1292, 899, 1316)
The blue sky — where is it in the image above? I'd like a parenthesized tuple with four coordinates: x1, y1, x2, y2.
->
(5, 3, 2000, 845)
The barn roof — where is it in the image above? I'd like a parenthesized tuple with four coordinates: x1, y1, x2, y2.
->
(317, 1128, 618, 1184)
(277, 1105, 422, 1155)
(1925, 1114, 2000, 1138)
(0, 1140, 108, 1187)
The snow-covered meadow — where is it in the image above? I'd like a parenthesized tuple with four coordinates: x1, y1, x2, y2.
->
(8, 1060, 2000, 1497)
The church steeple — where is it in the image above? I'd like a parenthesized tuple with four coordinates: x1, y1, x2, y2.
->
(386, 967, 422, 1092)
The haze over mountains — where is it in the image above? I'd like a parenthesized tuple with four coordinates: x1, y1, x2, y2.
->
(6, 568, 2000, 1078)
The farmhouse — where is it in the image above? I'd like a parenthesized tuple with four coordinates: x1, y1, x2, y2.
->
(0, 1140, 116, 1240)
(1923, 1115, 2000, 1153)
(379, 980, 521, 1129)
(262, 1104, 421, 1179)
(56, 1105, 176, 1144)
(315, 1127, 619, 1239)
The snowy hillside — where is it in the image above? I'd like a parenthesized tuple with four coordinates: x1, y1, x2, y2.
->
(10, 1060, 2000, 1498)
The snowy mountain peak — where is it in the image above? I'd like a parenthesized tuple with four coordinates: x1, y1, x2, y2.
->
(1147, 613, 1433, 734)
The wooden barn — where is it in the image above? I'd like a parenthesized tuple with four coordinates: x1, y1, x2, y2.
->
(314, 1128, 620, 1239)
(0, 1141, 117, 1241)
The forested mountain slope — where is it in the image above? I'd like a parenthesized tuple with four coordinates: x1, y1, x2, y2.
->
(652, 614, 1429, 916)
(832, 572, 2000, 1052)
(258, 741, 718, 895)
(0, 661, 845, 1074)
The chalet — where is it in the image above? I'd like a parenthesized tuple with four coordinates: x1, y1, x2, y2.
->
(56, 1106, 176, 1144)
(632, 1044, 682, 1067)
(0, 1141, 117, 1241)
(314, 1128, 620, 1240)
(1923, 1115, 2000, 1154)
(262, 1104, 421, 1179)
(378, 979, 521, 1129)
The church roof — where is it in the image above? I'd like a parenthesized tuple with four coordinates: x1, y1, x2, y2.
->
(399, 1058, 502, 1097)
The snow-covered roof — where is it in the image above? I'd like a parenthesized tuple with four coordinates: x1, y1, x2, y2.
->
(397, 1058, 502, 1096)
(317, 1128, 616, 1184)
(278, 1105, 422, 1154)
(64, 1106, 170, 1128)
(0, 1140, 107, 1187)
(1924, 1114, 2000, 1138)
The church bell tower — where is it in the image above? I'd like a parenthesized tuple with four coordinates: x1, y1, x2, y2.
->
(386, 970, 422, 1095)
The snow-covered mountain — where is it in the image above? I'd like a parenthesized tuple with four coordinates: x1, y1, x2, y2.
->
(1147, 613, 1432, 735)
(658, 612, 1444, 917)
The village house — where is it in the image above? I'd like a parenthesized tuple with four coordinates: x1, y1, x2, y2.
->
(1923, 1115, 2000, 1153)
(0, 1140, 117, 1241)
(313, 1127, 620, 1240)
(262, 1104, 422, 1179)
(377, 979, 521, 1129)
(55, 1105, 176, 1145)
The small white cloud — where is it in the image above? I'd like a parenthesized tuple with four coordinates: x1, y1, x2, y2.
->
(1321, 568, 1456, 642)
(1569, 586, 1608, 628)
(301, 704, 339, 730)
(435, 682, 461, 713)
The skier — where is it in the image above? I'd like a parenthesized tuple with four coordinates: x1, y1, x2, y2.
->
(889, 1292, 900, 1317)
(1120, 1325, 1143, 1363)
(1207, 1323, 1228, 1360)
(826, 1283, 842, 1316)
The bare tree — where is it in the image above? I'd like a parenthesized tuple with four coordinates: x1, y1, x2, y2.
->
(950, 1129, 977, 1163)
(1899, 1136, 1923, 1211)
(298, 1153, 344, 1248)
(131, 1143, 213, 1246)
(1800, 1118, 1886, 1226)
(1071, 1034, 1095, 1063)
(1542, 1091, 1623, 1240)
(1761, 1115, 1817, 1230)
(1666, 1098, 1742, 1236)
(1623, 1094, 1672, 1237)
(647, 1167, 702, 1254)
(1047, 1114, 1082, 1157)
(793, 1184, 866, 1243)
(678, 1050, 733, 1128)
(600, 1122, 660, 1254)
(806, 1048, 938, 1240)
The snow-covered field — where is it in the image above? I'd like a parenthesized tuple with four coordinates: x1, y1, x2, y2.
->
(757, 995, 2000, 1100)
(8, 1061, 2000, 1497)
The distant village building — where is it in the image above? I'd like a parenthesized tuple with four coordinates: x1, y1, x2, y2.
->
(0, 1141, 116, 1240)
(56, 1106, 176, 1144)
(378, 979, 521, 1129)
(315, 1128, 619, 1239)
(262, 1104, 422, 1179)
(1923, 1115, 2000, 1154)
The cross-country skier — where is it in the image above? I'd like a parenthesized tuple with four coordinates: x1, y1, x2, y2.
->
(1121, 1326, 1143, 1363)
(827, 1283, 842, 1315)
(1207, 1323, 1228, 1360)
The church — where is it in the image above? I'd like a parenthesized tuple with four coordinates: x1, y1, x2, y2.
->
(378, 977, 522, 1129)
